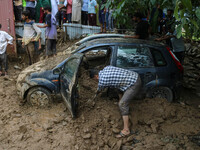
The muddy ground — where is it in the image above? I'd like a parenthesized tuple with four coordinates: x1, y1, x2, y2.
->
(0, 42, 200, 150)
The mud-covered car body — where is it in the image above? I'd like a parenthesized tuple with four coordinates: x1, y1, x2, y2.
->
(17, 38, 183, 117)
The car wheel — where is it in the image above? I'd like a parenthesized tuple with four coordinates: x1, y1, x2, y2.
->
(148, 87, 173, 102)
(27, 87, 52, 107)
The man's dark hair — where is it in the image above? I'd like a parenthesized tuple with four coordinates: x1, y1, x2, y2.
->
(134, 12, 143, 19)
(44, 6, 51, 12)
(0, 24, 1, 29)
(22, 10, 30, 18)
(167, 9, 174, 13)
(89, 69, 99, 78)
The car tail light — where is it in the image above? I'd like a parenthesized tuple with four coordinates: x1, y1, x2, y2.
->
(166, 46, 183, 73)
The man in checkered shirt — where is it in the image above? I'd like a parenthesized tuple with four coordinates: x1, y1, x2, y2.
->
(92, 66, 142, 138)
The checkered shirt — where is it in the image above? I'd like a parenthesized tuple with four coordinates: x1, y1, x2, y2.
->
(98, 66, 138, 92)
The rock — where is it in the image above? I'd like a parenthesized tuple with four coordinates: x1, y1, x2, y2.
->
(98, 129, 103, 135)
(14, 114, 22, 118)
(82, 133, 91, 139)
(14, 65, 22, 70)
(98, 139, 105, 147)
(151, 123, 158, 133)
(112, 128, 120, 134)
(126, 135, 135, 142)
(121, 146, 133, 150)
(116, 140, 122, 150)
(18, 125, 27, 134)
(62, 121, 67, 126)
(83, 127, 90, 133)
(163, 143, 176, 150)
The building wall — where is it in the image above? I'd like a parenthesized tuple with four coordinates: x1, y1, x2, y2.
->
(0, 0, 16, 54)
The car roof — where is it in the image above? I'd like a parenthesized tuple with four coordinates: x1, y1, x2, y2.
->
(72, 37, 166, 53)
(75, 34, 125, 46)
(86, 38, 165, 47)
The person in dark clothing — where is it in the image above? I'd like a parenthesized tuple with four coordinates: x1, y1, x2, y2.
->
(99, 0, 106, 33)
(149, 3, 163, 34)
(125, 12, 149, 39)
(37, 7, 57, 58)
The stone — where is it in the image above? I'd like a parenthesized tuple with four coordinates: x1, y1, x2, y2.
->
(112, 128, 120, 134)
(82, 133, 91, 139)
(126, 135, 135, 142)
(18, 125, 27, 134)
(151, 123, 158, 133)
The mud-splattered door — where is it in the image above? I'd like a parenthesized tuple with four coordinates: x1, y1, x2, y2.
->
(0, 0, 17, 55)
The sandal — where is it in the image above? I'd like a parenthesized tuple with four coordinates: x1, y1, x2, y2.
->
(116, 130, 131, 138)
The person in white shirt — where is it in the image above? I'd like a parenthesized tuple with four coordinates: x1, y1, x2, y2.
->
(0, 24, 13, 76)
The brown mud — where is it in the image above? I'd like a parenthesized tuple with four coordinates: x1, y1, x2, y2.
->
(0, 40, 200, 149)
(0, 61, 199, 150)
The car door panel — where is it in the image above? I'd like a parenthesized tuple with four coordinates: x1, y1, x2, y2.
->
(60, 53, 83, 118)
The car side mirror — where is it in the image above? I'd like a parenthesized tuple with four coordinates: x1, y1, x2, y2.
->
(53, 68, 62, 75)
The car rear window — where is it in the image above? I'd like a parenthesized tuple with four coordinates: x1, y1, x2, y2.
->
(116, 46, 154, 68)
(151, 48, 167, 66)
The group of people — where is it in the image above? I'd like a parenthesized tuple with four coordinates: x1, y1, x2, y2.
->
(13, 0, 114, 32)
(125, 7, 185, 64)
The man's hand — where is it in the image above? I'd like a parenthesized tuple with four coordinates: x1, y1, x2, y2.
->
(155, 38, 162, 41)
(22, 42, 25, 48)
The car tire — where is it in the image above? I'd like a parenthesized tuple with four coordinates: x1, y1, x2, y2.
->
(148, 87, 173, 102)
(27, 87, 52, 108)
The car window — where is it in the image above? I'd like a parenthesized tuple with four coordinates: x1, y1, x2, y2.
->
(64, 58, 80, 80)
(151, 49, 167, 66)
(116, 46, 154, 68)
(84, 48, 108, 58)
(83, 47, 112, 69)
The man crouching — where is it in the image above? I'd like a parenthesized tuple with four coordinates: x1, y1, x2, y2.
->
(91, 66, 142, 138)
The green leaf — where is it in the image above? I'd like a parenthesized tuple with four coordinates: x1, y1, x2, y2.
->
(182, 0, 192, 11)
(174, 1, 179, 20)
(190, 19, 199, 29)
(181, 17, 187, 25)
(180, 9, 185, 18)
(150, 0, 156, 5)
(176, 24, 182, 39)
(195, 8, 200, 20)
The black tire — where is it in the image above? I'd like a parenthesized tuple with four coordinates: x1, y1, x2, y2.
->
(27, 87, 52, 108)
(148, 87, 173, 102)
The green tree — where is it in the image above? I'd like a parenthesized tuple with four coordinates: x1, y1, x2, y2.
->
(106, 0, 200, 39)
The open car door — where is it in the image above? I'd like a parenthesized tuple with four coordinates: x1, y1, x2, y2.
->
(60, 53, 83, 118)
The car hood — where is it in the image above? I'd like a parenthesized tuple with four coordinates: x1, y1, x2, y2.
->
(17, 55, 67, 85)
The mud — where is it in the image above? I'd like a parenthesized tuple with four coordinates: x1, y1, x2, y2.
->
(0, 61, 199, 150)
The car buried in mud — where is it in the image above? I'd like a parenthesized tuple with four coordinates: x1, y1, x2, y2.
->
(17, 38, 183, 118)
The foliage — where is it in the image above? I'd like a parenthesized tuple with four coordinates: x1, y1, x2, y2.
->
(106, 0, 200, 39)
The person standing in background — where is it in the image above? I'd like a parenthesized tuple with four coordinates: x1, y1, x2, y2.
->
(56, 0, 67, 27)
(22, 11, 41, 65)
(88, 0, 97, 26)
(35, 0, 51, 23)
(72, 0, 82, 24)
(81, 0, 89, 25)
(14, 0, 23, 22)
(66, 0, 72, 23)
(99, 0, 106, 33)
(22, 0, 26, 11)
(38, 7, 57, 58)
(0, 24, 13, 76)
(26, 0, 37, 21)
